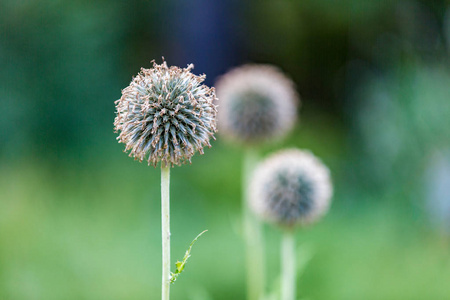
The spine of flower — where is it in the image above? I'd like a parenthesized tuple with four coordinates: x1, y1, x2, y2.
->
(281, 231, 296, 300)
(242, 149, 266, 300)
(161, 165, 170, 300)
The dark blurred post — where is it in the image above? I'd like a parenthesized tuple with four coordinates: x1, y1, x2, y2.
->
(163, 0, 242, 85)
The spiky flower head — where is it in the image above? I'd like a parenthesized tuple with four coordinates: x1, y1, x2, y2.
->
(216, 64, 299, 146)
(114, 60, 218, 167)
(249, 149, 332, 228)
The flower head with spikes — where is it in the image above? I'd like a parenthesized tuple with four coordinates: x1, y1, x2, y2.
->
(114, 61, 218, 167)
(216, 64, 299, 146)
(250, 149, 332, 228)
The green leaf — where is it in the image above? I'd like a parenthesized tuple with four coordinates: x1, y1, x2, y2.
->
(170, 230, 207, 284)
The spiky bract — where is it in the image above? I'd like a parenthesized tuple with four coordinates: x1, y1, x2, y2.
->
(249, 149, 332, 228)
(114, 61, 218, 167)
(216, 64, 298, 146)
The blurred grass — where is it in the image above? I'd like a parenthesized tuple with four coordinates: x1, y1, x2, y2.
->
(0, 117, 449, 300)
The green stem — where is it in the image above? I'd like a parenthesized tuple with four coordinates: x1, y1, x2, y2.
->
(243, 149, 266, 300)
(161, 165, 171, 300)
(281, 231, 296, 300)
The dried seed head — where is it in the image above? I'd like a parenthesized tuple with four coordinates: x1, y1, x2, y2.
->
(249, 149, 332, 228)
(216, 64, 299, 146)
(114, 60, 218, 167)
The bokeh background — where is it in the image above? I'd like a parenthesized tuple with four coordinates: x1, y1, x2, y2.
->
(1, 0, 450, 299)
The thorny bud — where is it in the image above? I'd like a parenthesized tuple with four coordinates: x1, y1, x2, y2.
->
(249, 149, 332, 228)
(114, 60, 218, 167)
(215, 64, 298, 146)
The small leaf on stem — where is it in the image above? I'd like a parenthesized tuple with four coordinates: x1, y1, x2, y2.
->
(170, 230, 208, 284)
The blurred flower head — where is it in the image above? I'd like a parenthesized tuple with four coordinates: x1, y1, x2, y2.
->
(215, 64, 298, 146)
(114, 60, 218, 167)
(250, 149, 332, 228)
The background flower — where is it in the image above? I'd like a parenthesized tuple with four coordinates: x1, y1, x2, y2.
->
(250, 149, 332, 228)
(216, 64, 298, 146)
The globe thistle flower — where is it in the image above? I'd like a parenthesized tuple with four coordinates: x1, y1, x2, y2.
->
(250, 149, 332, 228)
(216, 64, 299, 146)
(114, 60, 218, 167)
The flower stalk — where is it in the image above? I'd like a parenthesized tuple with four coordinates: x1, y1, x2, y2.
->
(281, 230, 296, 300)
(161, 165, 171, 300)
(243, 149, 266, 300)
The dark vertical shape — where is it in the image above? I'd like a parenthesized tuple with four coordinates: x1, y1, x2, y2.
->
(163, 0, 244, 85)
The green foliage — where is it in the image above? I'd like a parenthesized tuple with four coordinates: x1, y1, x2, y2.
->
(170, 230, 208, 284)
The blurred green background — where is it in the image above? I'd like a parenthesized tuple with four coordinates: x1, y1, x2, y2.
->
(1, 0, 450, 299)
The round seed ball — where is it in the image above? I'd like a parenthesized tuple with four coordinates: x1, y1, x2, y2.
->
(114, 61, 218, 167)
(215, 64, 299, 146)
(250, 149, 332, 228)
